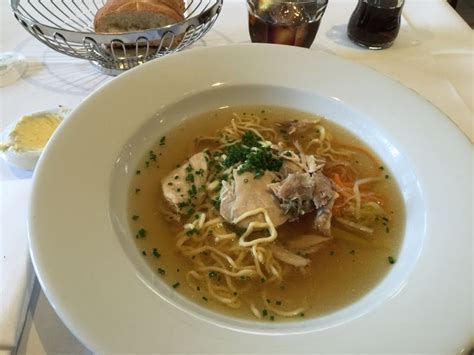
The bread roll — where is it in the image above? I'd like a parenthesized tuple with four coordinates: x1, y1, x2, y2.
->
(94, 0, 185, 34)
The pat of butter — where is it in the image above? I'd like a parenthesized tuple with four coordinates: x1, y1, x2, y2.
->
(0, 113, 61, 152)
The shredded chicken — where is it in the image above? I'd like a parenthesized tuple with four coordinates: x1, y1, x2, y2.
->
(270, 244, 310, 267)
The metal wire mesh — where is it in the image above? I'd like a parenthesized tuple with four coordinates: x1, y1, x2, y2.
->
(10, 0, 223, 75)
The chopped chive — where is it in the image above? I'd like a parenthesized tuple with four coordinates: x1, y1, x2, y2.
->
(266, 299, 271, 304)
(137, 228, 146, 238)
(196, 286, 200, 291)
(388, 256, 396, 264)
(202, 296, 208, 301)
(385, 174, 389, 179)
(132, 215, 139, 221)
(141, 250, 146, 256)
(386, 226, 390, 233)
(135, 188, 141, 194)
(300, 313, 305, 317)
(172, 282, 180, 289)
(152, 248, 161, 258)
(136, 170, 141, 175)
(379, 166, 385, 170)
(159, 136, 166, 146)
(157, 268, 165, 275)
(262, 309, 268, 317)
(270, 315, 274, 321)
(275, 301, 282, 306)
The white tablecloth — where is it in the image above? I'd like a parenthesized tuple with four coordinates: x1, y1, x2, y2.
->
(0, 0, 472, 353)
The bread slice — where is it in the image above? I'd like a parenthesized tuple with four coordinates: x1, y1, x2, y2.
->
(94, 0, 184, 33)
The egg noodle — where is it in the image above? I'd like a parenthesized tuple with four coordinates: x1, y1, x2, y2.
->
(170, 113, 387, 318)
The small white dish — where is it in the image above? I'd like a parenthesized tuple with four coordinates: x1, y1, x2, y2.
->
(0, 108, 69, 171)
(0, 52, 27, 87)
(28, 44, 472, 353)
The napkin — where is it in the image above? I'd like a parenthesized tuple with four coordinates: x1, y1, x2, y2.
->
(0, 179, 34, 349)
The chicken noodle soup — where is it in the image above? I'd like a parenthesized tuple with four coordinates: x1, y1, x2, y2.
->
(128, 106, 405, 320)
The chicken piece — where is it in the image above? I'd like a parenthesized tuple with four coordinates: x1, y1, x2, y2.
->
(162, 152, 209, 215)
(269, 171, 337, 235)
(312, 171, 335, 209)
(268, 173, 315, 220)
(277, 119, 316, 135)
(220, 170, 288, 228)
(279, 159, 303, 177)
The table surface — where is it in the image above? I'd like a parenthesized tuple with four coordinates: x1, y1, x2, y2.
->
(1, 0, 472, 353)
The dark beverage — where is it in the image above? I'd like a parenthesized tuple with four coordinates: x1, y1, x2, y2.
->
(347, 0, 404, 49)
(247, 1, 328, 48)
(249, 12, 320, 48)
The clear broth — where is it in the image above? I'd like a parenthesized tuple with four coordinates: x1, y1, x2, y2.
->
(128, 106, 405, 320)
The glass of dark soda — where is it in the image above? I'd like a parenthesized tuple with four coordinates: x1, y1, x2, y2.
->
(347, 0, 405, 49)
(247, 0, 328, 48)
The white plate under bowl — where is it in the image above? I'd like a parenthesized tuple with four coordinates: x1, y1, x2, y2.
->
(29, 44, 472, 353)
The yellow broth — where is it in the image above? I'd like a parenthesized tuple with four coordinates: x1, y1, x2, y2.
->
(128, 106, 405, 320)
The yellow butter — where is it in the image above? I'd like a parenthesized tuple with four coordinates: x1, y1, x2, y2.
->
(1, 113, 61, 152)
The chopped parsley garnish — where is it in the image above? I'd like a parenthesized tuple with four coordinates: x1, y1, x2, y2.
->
(270, 315, 275, 321)
(132, 215, 139, 221)
(159, 136, 166, 146)
(135, 188, 141, 194)
(275, 301, 282, 306)
(208, 271, 219, 279)
(186, 173, 194, 183)
(202, 296, 208, 301)
(385, 174, 390, 179)
(136, 170, 141, 175)
(379, 166, 385, 170)
(136, 228, 147, 238)
(157, 268, 165, 275)
(177, 202, 188, 209)
(141, 250, 146, 256)
(300, 313, 305, 317)
(185, 228, 199, 237)
(388, 256, 396, 264)
(262, 309, 268, 317)
(149, 150, 157, 161)
(213, 198, 221, 210)
(152, 248, 161, 258)
(221, 131, 282, 178)
(172, 282, 180, 289)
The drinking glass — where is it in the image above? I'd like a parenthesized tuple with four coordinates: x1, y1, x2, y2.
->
(247, 0, 328, 48)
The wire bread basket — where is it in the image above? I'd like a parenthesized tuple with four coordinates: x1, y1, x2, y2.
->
(10, 0, 223, 75)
